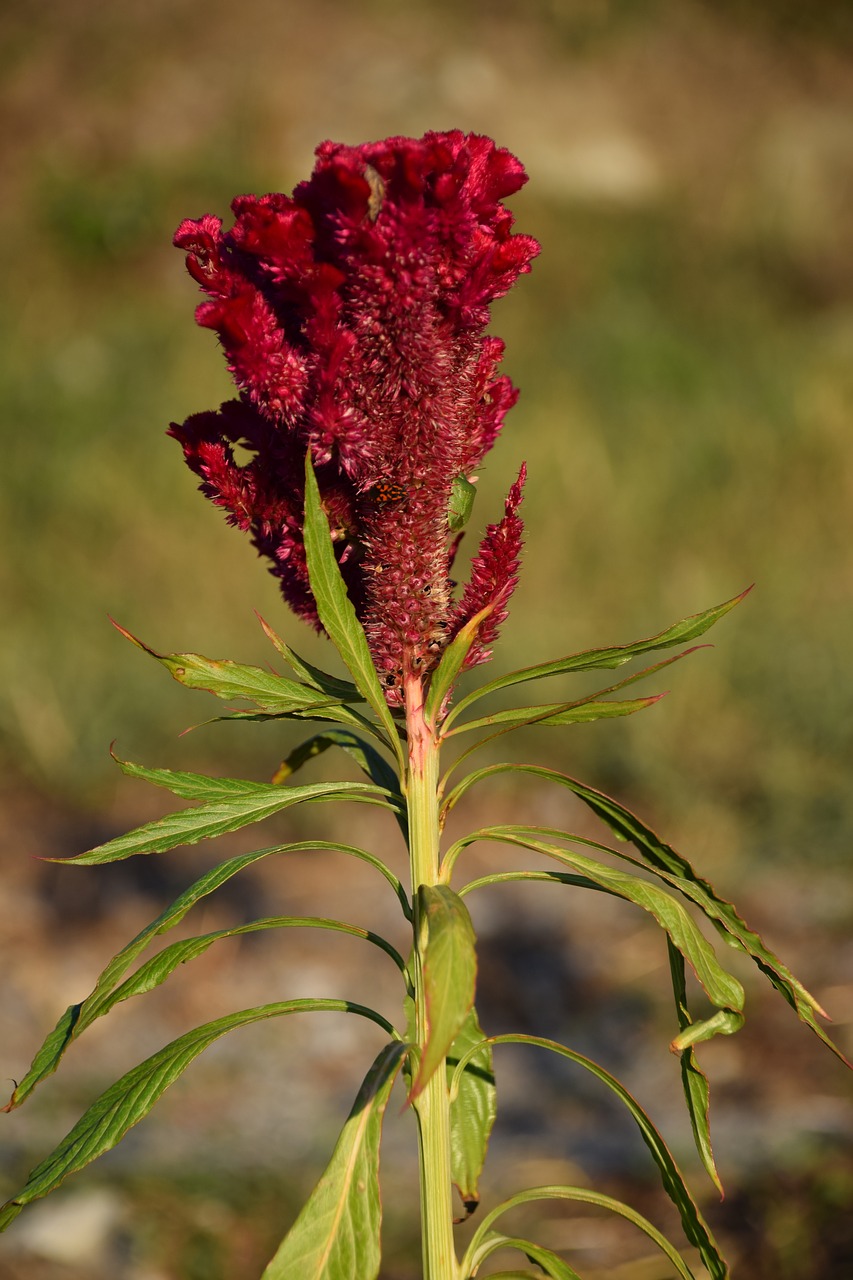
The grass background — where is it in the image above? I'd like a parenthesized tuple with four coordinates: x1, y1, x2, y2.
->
(1, 1, 852, 1276)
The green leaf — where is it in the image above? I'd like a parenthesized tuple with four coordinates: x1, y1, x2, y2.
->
(258, 615, 363, 703)
(443, 693, 665, 738)
(261, 1042, 406, 1280)
(471, 1231, 582, 1280)
(58, 766, 388, 865)
(411, 886, 477, 1101)
(447, 1005, 496, 1214)
(5, 842, 409, 1112)
(461, 1186, 700, 1280)
(668, 941, 723, 1193)
(271, 730, 408, 841)
(443, 587, 751, 728)
(111, 622, 341, 715)
(458, 834, 745, 1017)
(302, 452, 403, 767)
(0, 1001, 397, 1233)
(423, 603, 496, 726)
(445, 763, 850, 1068)
(457, 1033, 727, 1280)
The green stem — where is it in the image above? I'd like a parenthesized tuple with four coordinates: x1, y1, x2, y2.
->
(405, 674, 458, 1280)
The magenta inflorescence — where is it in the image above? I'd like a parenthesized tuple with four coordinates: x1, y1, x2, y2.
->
(170, 131, 539, 702)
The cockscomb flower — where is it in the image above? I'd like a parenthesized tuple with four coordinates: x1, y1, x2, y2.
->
(170, 131, 539, 703)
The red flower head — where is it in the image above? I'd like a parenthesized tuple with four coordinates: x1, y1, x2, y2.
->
(170, 131, 539, 703)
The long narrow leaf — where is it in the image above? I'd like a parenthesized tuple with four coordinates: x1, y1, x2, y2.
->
(258, 615, 363, 702)
(6, 842, 409, 1112)
(668, 940, 722, 1192)
(302, 453, 403, 768)
(455, 833, 744, 1015)
(444, 762, 849, 1066)
(206, 700, 398, 743)
(111, 622, 341, 715)
(470, 1231, 583, 1280)
(443, 646, 704, 748)
(55, 773, 387, 865)
(443, 693, 665, 738)
(443, 587, 751, 728)
(261, 1042, 406, 1279)
(462, 1185, 698, 1280)
(453, 1033, 727, 1279)
(271, 729, 407, 841)
(0, 1001, 397, 1233)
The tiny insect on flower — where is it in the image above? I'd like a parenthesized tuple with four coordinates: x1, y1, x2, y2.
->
(367, 480, 407, 507)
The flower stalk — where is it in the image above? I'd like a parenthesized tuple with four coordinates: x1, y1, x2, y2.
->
(405, 674, 458, 1279)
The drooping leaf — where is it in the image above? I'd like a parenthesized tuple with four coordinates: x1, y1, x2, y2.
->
(410, 886, 477, 1101)
(668, 941, 722, 1193)
(469, 1231, 582, 1280)
(270, 728, 407, 840)
(447, 1005, 496, 1215)
(443, 587, 751, 727)
(445, 762, 850, 1067)
(5, 842, 409, 1112)
(0, 1001, 397, 1233)
(55, 766, 388, 865)
(461, 1186, 699, 1280)
(261, 1042, 406, 1280)
(111, 622, 342, 715)
(456, 1033, 727, 1279)
(303, 452, 403, 767)
(258, 615, 363, 702)
(457, 835, 745, 1018)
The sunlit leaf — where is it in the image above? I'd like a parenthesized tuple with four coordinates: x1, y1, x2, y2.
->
(111, 621, 340, 714)
(668, 941, 723, 1193)
(445, 762, 850, 1066)
(443, 693, 665, 738)
(55, 766, 387, 865)
(443, 587, 751, 727)
(456, 1033, 727, 1279)
(258, 615, 362, 702)
(410, 886, 477, 1101)
(470, 1231, 582, 1280)
(303, 453, 403, 767)
(261, 1042, 406, 1280)
(457, 837, 745, 1016)
(461, 1186, 699, 1280)
(423, 603, 495, 726)
(5, 843, 409, 1112)
(0, 1001, 397, 1233)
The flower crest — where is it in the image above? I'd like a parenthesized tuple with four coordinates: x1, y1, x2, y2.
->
(170, 130, 539, 702)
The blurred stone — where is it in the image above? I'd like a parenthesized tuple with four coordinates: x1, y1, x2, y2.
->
(9, 1188, 125, 1266)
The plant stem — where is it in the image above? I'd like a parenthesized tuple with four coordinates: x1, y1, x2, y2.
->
(405, 674, 458, 1280)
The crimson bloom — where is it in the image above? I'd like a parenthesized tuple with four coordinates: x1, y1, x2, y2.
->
(170, 131, 539, 703)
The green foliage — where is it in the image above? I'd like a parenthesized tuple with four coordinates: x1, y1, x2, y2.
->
(410, 886, 478, 1102)
(2, 497, 846, 1280)
(261, 1043, 406, 1279)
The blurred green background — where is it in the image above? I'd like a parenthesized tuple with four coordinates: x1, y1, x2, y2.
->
(1, 1, 852, 1277)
